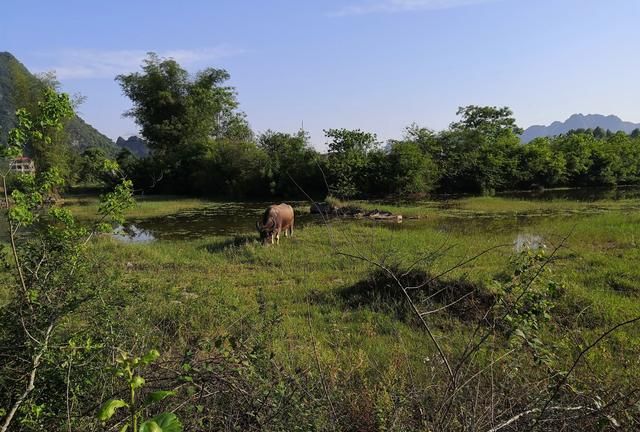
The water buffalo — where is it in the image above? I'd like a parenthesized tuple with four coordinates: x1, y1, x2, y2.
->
(256, 203, 294, 245)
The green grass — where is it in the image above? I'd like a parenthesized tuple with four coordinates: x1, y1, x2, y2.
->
(348, 195, 640, 218)
(82, 196, 640, 376)
(5, 194, 640, 428)
(63, 194, 212, 219)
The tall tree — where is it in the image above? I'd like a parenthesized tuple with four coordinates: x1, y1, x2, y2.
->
(517, 137, 566, 187)
(116, 53, 244, 188)
(258, 130, 320, 197)
(440, 106, 521, 193)
(450, 105, 523, 139)
(386, 140, 438, 195)
(325, 128, 379, 198)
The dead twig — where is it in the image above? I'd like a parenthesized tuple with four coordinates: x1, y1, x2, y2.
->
(534, 315, 640, 428)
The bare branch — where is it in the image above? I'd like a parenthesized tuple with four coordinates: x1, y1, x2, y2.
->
(337, 251, 455, 380)
(420, 291, 473, 316)
(1, 323, 54, 432)
(406, 243, 511, 291)
(488, 406, 581, 432)
(534, 315, 640, 428)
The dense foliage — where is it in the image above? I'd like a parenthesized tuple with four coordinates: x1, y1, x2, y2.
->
(5, 52, 640, 199)
(0, 85, 136, 431)
(110, 55, 640, 198)
(1, 81, 639, 432)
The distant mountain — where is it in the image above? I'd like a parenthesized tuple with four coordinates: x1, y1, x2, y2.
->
(0, 51, 117, 154)
(116, 135, 149, 157)
(521, 114, 640, 143)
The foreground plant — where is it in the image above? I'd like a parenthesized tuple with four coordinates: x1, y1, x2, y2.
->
(97, 349, 182, 432)
(0, 86, 134, 431)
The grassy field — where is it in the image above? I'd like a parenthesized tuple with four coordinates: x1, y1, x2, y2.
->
(63, 194, 212, 219)
(4, 194, 640, 429)
(68, 194, 640, 357)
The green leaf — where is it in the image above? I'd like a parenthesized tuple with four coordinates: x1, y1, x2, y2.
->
(139, 421, 162, 432)
(120, 425, 130, 432)
(130, 375, 145, 389)
(141, 349, 161, 365)
(139, 412, 182, 432)
(145, 390, 175, 404)
(97, 399, 128, 421)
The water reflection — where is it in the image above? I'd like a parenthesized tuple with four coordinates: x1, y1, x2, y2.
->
(112, 225, 155, 243)
(120, 202, 316, 241)
(498, 185, 640, 201)
(513, 234, 545, 252)
(107, 185, 640, 243)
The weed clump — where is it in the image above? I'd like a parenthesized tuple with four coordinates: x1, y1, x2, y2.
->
(338, 267, 495, 324)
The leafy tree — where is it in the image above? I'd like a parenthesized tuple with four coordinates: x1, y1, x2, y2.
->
(517, 138, 566, 187)
(403, 124, 442, 159)
(115, 147, 138, 176)
(7, 86, 75, 181)
(78, 147, 109, 184)
(587, 138, 619, 186)
(0, 88, 134, 431)
(325, 128, 379, 198)
(213, 110, 253, 143)
(385, 140, 438, 195)
(437, 106, 522, 194)
(609, 132, 640, 184)
(450, 105, 523, 138)
(191, 139, 268, 197)
(593, 126, 606, 139)
(1, 60, 114, 178)
(551, 133, 596, 185)
(116, 53, 244, 190)
(258, 129, 321, 197)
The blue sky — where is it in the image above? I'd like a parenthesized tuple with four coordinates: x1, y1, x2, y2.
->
(3, 0, 640, 149)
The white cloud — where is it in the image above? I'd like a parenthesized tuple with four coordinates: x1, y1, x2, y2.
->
(330, 0, 501, 16)
(35, 46, 244, 79)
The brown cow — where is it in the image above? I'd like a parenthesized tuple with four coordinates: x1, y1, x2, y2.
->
(256, 203, 294, 245)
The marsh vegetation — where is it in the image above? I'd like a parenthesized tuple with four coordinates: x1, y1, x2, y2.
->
(2, 54, 640, 431)
(6, 191, 639, 430)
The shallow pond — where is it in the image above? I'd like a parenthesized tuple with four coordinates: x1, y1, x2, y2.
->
(115, 201, 555, 254)
(5, 186, 636, 246)
(114, 186, 640, 243)
(497, 185, 640, 201)
(120, 202, 319, 241)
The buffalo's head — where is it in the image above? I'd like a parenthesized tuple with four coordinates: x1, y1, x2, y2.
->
(256, 220, 275, 245)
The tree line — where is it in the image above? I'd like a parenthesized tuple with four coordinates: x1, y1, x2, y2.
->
(27, 53, 640, 198)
